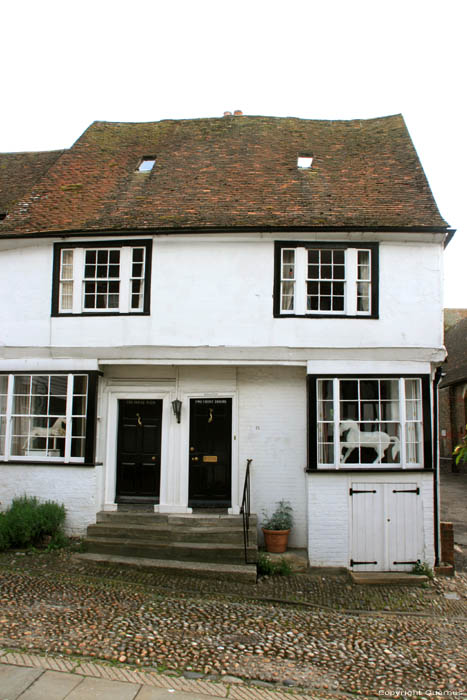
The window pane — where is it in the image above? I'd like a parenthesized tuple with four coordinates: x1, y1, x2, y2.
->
(340, 380, 358, 400)
(281, 281, 294, 311)
(282, 249, 295, 280)
(308, 249, 319, 264)
(71, 437, 86, 458)
(133, 248, 144, 263)
(60, 247, 74, 310)
(73, 375, 88, 395)
(357, 250, 371, 280)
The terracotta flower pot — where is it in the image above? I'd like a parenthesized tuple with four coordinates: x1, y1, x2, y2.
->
(262, 528, 290, 553)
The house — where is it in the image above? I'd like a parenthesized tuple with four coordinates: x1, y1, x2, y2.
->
(0, 113, 452, 572)
(439, 309, 467, 472)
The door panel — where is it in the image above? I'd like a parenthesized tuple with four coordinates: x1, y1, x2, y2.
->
(189, 398, 232, 507)
(350, 483, 383, 571)
(387, 483, 423, 571)
(116, 399, 162, 502)
(350, 482, 423, 571)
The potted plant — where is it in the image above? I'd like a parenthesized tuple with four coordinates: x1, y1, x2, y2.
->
(261, 500, 294, 553)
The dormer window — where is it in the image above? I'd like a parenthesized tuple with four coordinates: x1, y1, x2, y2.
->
(297, 156, 313, 169)
(137, 157, 156, 173)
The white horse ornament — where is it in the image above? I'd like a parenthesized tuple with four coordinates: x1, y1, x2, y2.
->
(24, 416, 67, 449)
(339, 420, 400, 464)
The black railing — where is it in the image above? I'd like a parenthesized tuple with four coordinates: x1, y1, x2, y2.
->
(240, 458, 252, 564)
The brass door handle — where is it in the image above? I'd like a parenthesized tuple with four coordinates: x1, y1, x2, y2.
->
(191, 456, 199, 462)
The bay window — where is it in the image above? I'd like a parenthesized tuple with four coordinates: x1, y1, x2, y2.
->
(0, 373, 98, 463)
(275, 242, 378, 318)
(309, 376, 430, 469)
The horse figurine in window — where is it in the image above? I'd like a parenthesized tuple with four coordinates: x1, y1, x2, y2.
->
(339, 420, 400, 464)
(24, 416, 67, 449)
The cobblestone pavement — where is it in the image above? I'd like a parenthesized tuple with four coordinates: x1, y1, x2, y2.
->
(0, 550, 466, 699)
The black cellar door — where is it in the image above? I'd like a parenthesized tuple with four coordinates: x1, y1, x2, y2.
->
(116, 399, 162, 503)
(189, 398, 232, 507)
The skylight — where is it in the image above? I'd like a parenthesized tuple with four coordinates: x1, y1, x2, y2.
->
(297, 156, 313, 169)
(138, 157, 156, 173)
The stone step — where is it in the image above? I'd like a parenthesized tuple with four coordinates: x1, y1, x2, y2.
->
(84, 536, 257, 564)
(74, 552, 258, 584)
(87, 522, 257, 544)
(95, 511, 257, 529)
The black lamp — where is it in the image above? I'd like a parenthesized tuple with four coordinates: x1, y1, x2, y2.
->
(171, 399, 182, 423)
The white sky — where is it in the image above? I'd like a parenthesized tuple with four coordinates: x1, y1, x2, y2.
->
(1, 0, 465, 307)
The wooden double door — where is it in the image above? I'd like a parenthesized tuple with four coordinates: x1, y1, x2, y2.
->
(116, 399, 162, 503)
(188, 398, 232, 507)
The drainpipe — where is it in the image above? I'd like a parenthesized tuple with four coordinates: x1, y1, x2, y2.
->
(433, 366, 443, 567)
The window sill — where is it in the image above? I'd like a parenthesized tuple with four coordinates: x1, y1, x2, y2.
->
(0, 460, 102, 468)
(52, 312, 149, 318)
(306, 466, 433, 473)
(275, 313, 378, 319)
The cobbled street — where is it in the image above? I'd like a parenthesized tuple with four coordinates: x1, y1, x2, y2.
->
(0, 551, 466, 699)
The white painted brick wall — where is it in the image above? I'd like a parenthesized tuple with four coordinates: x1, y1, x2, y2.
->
(0, 465, 100, 535)
(307, 471, 434, 568)
(237, 366, 307, 548)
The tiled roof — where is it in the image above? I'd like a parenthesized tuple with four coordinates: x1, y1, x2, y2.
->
(0, 150, 64, 215)
(0, 114, 449, 236)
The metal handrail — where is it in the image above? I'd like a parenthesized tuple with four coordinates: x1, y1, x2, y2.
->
(240, 458, 252, 564)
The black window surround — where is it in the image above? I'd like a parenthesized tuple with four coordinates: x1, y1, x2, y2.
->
(0, 371, 99, 466)
(51, 239, 152, 317)
(274, 241, 379, 318)
(307, 374, 432, 471)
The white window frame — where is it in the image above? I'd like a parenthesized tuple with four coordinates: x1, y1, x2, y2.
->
(277, 244, 374, 317)
(0, 374, 89, 463)
(54, 241, 150, 316)
(316, 377, 424, 469)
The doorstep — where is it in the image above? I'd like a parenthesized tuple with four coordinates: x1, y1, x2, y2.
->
(75, 552, 258, 584)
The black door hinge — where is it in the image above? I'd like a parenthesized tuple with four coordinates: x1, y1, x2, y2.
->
(349, 488, 377, 496)
(392, 488, 420, 495)
(350, 559, 378, 566)
(393, 561, 418, 565)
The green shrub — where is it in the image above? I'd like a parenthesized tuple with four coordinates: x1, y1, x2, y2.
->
(257, 552, 292, 577)
(0, 514, 10, 550)
(0, 496, 66, 551)
(37, 500, 66, 536)
(6, 496, 42, 547)
(412, 561, 434, 579)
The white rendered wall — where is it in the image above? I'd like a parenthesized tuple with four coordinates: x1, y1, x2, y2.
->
(237, 366, 308, 548)
(0, 236, 444, 352)
(307, 471, 434, 568)
(0, 464, 100, 535)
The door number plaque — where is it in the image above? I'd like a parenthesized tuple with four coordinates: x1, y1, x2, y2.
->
(203, 455, 218, 463)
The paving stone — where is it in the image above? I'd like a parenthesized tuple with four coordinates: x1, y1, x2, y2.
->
(0, 664, 43, 699)
(17, 670, 84, 699)
(135, 687, 226, 700)
(65, 676, 140, 700)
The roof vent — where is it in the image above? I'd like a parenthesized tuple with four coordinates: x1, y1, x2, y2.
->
(234, 110, 243, 116)
(223, 111, 232, 117)
(297, 156, 313, 169)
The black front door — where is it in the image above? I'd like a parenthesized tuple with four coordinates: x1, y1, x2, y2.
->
(189, 398, 232, 507)
(116, 399, 162, 503)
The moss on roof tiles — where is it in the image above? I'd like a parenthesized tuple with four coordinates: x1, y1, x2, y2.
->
(0, 114, 449, 235)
